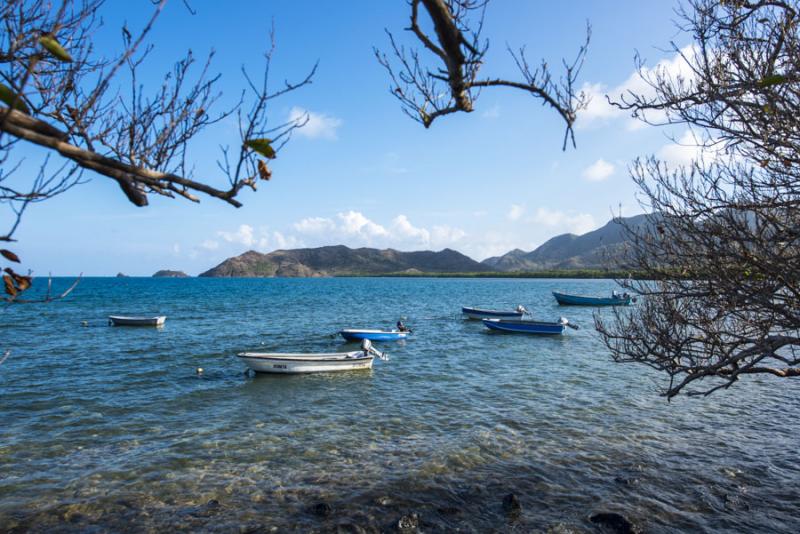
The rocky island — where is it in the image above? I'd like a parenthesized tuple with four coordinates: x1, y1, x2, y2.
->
(152, 270, 189, 278)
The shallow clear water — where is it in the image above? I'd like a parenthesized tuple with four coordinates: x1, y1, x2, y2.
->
(1, 277, 798, 532)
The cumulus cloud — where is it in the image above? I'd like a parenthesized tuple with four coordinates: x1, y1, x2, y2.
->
(582, 159, 615, 182)
(293, 216, 336, 234)
(215, 225, 274, 252)
(289, 106, 342, 140)
(338, 210, 388, 238)
(218, 224, 256, 247)
(657, 128, 733, 169)
(291, 211, 466, 250)
(530, 208, 597, 235)
(578, 45, 698, 130)
(392, 214, 430, 243)
(507, 204, 525, 221)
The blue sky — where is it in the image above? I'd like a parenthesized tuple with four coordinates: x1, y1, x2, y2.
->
(7, 0, 696, 275)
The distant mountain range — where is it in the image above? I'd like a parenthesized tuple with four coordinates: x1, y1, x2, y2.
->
(199, 245, 487, 277)
(198, 214, 651, 277)
(482, 213, 650, 271)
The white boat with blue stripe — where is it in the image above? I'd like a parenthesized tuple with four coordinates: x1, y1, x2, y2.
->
(462, 305, 527, 320)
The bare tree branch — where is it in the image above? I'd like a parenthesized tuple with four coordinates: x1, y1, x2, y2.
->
(376, 0, 590, 149)
(596, 0, 800, 398)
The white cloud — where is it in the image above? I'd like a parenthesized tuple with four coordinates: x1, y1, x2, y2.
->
(200, 240, 219, 251)
(530, 208, 596, 235)
(293, 216, 336, 234)
(172, 243, 181, 255)
(582, 159, 615, 182)
(392, 215, 430, 243)
(338, 210, 388, 238)
(288, 211, 467, 251)
(288, 106, 342, 140)
(657, 129, 725, 168)
(271, 231, 300, 250)
(578, 45, 698, 130)
(507, 204, 525, 221)
(218, 224, 256, 247)
(431, 225, 466, 246)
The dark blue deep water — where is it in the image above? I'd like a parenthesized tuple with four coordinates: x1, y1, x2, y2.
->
(1, 277, 798, 532)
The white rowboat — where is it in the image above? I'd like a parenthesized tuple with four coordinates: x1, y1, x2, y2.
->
(109, 315, 166, 326)
(237, 351, 374, 374)
(238, 339, 386, 374)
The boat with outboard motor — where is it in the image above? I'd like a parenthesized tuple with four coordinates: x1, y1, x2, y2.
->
(552, 291, 634, 306)
(237, 339, 388, 374)
(482, 316, 576, 335)
(339, 329, 410, 341)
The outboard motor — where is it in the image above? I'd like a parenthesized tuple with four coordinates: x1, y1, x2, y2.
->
(361, 338, 388, 361)
(559, 316, 569, 326)
(516, 305, 528, 314)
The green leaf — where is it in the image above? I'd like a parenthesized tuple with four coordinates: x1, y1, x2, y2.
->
(39, 34, 73, 62)
(244, 138, 276, 159)
(757, 74, 788, 88)
(0, 83, 30, 113)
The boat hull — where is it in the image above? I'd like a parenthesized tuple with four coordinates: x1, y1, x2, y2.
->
(340, 329, 409, 341)
(482, 318, 566, 335)
(462, 307, 524, 320)
(237, 351, 374, 374)
(109, 315, 166, 326)
(552, 291, 631, 306)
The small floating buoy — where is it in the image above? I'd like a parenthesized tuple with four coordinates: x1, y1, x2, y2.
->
(81, 321, 88, 327)
(196, 367, 204, 375)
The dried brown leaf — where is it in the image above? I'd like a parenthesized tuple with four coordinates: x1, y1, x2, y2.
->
(0, 249, 20, 263)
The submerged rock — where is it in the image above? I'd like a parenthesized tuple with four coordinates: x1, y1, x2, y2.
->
(374, 496, 392, 506)
(396, 512, 420, 532)
(502, 493, 522, 514)
(312, 502, 333, 517)
(335, 522, 370, 534)
(589, 512, 640, 534)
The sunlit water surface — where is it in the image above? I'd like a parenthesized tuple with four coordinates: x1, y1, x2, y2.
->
(1, 277, 798, 532)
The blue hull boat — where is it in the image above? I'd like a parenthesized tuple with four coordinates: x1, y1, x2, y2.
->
(462, 306, 526, 320)
(340, 329, 410, 342)
(552, 291, 632, 306)
(482, 318, 567, 335)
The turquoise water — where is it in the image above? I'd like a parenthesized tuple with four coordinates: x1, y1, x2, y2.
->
(1, 277, 798, 532)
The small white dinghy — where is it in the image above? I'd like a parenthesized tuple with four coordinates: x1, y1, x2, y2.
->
(238, 339, 387, 374)
(108, 315, 166, 327)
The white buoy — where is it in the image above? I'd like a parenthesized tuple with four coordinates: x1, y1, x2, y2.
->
(196, 367, 204, 375)
(81, 321, 88, 327)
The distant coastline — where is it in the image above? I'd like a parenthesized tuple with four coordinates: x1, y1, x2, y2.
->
(102, 270, 639, 279)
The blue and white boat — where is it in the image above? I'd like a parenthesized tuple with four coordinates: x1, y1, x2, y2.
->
(462, 305, 527, 320)
(339, 329, 410, 342)
(552, 291, 634, 306)
(482, 317, 571, 335)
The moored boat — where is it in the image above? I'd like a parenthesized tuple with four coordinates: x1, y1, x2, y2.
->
(552, 291, 633, 306)
(238, 340, 388, 374)
(462, 305, 527, 320)
(482, 317, 571, 335)
(108, 315, 166, 326)
(340, 329, 410, 342)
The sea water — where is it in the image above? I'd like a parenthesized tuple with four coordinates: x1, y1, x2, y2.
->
(1, 277, 798, 532)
